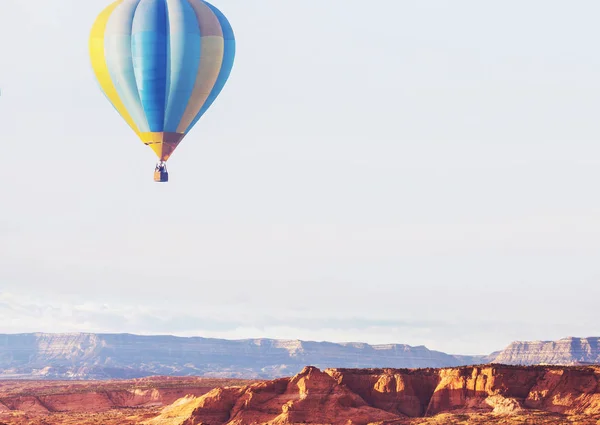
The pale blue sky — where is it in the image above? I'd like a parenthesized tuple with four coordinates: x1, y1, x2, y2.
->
(1, 0, 600, 355)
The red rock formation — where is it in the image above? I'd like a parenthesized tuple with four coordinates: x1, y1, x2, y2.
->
(0, 388, 211, 415)
(524, 367, 600, 414)
(423, 365, 540, 415)
(2, 366, 600, 425)
(149, 365, 600, 425)
(149, 367, 400, 425)
(0, 376, 251, 415)
(326, 367, 438, 417)
(37, 392, 114, 413)
(2, 396, 49, 413)
(151, 389, 245, 425)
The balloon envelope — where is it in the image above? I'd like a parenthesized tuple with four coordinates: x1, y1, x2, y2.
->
(89, 0, 235, 161)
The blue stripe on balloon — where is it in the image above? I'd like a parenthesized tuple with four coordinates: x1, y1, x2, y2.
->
(163, 0, 201, 132)
(184, 1, 235, 134)
(132, 0, 168, 132)
(104, 0, 150, 133)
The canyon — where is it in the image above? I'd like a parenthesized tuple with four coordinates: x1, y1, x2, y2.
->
(1, 333, 598, 380)
(1, 365, 600, 424)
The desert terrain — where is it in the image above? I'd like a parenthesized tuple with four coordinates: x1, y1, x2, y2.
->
(1, 364, 600, 424)
(0, 376, 256, 425)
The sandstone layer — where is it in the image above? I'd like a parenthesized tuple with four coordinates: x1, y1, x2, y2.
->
(0, 376, 254, 424)
(2, 365, 600, 424)
(149, 365, 600, 425)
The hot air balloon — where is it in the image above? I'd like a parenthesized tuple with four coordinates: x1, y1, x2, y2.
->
(89, 0, 235, 182)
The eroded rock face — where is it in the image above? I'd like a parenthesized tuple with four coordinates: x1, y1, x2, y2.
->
(2, 366, 600, 425)
(2, 397, 49, 413)
(0, 377, 251, 416)
(149, 388, 245, 425)
(150, 367, 399, 425)
(425, 366, 541, 415)
(326, 367, 439, 417)
(425, 365, 600, 416)
(524, 368, 600, 414)
(148, 365, 600, 425)
(0, 387, 216, 414)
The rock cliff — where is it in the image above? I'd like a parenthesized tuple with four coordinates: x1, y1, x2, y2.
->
(147, 365, 600, 425)
(489, 337, 600, 365)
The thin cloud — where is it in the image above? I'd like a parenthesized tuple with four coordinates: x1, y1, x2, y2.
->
(0, 292, 441, 334)
(1, 292, 592, 356)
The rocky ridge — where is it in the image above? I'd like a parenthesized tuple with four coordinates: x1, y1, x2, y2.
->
(147, 364, 600, 425)
(0, 333, 481, 379)
(0, 377, 253, 414)
(1, 366, 600, 424)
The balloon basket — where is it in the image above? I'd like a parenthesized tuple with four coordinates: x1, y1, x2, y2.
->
(154, 161, 169, 182)
(154, 170, 169, 182)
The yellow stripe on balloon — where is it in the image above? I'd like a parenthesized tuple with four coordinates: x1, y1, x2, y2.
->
(89, 0, 141, 137)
